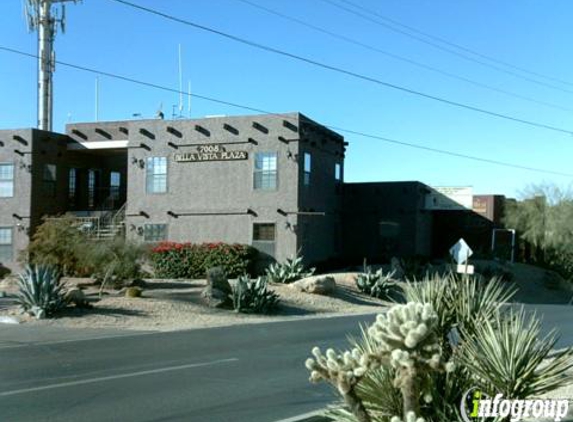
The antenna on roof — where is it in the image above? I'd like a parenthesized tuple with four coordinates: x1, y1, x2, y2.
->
(156, 102, 164, 120)
(23, 0, 82, 131)
(178, 43, 183, 117)
(187, 79, 192, 118)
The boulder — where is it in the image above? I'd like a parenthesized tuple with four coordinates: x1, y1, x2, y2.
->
(291, 276, 336, 295)
(65, 288, 92, 308)
(201, 267, 233, 308)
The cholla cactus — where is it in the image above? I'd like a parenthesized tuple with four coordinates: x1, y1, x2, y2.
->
(306, 347, 377, 422)
(368, 302, 446, 415)
(390, 412, 426, 422)
(306, 302, 451, 421)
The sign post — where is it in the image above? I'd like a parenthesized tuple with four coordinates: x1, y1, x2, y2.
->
(449, 238, 474, 274)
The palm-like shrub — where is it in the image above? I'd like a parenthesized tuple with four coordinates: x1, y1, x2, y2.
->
(356, 268, 396, 299)
(16, 265, 67, 319)
(458, 308, 573, 399)
(308, 272, 573, 422)
(265, 254, 315, 284)
(231, 275, 280, 314)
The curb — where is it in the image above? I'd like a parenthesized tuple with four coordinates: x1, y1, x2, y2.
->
(272, 410, 331, 422)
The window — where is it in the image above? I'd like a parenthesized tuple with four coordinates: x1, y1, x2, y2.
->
(0, 227, 13, 263)
(0, 163, 14, 198)
(68, 168, 77, 205)
(303, 153, 311, 186)
(252, 223, 276, 258)
(144, 224, 167, 242)
(253, 223, 276, 241)
(146, 157, 167, 194)
(110, 171, 121, 201)
(43, 164, 56, 197)
(254, 152, 278, 190)
(335, 163, 342, 182)
(88, 169, 97, 208)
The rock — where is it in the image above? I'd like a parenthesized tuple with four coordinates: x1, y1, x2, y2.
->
(206, 267, 232, 294)
(201, 267, 233, 308)
(65, 288, 92, 308)
(0, 316, 19, 324)
(125, 287, 143, 298)
(390, 257, 405, 280)
(291, 276, 336, 295)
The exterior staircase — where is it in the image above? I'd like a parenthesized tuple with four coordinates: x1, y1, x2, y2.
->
(63, 203, 126, 240)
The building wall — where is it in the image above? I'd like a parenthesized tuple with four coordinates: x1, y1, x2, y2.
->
(0, 129, 34, 270)
(342, 181, 433, 263)
(66, 113, 343, 265)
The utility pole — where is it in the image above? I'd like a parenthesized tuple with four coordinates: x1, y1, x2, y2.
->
(24, 0, 81, 132)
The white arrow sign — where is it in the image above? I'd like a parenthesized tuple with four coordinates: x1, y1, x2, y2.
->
(449, 238, 473, 265)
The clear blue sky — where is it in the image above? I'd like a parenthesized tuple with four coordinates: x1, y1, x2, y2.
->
(1, 0, 572, 197)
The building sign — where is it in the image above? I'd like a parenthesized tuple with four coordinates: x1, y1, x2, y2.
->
(174, 144, 248, 163)
(425, 186, 473, 210)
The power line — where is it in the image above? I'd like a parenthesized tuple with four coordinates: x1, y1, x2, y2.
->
(321, 0, 573, 96)
(106, 0, 573, 136)
(1, 45, 571, 178)
(234, 0, 571, 112)
(334, 0, 573, 89)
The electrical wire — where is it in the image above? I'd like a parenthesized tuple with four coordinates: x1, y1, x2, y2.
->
(1, 45, 571, 178)
(105, 0, 573, 136)
(334, 0, 573, 89)
(321, 0, 573, 95)
(234, 0, 571, 112)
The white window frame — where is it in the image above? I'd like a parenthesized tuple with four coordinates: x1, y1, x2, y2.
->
(0, 227, 13, 263)
(146, 157, 168, 194)
(253, 152, 278, 191)
(0, 163, 14, 198)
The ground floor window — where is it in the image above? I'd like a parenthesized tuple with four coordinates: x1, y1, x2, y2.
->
(144, 224, 167, 242)
(43, 164, 56, 197)
(0, 227, 13, 263)
(252, 223, 276, 258)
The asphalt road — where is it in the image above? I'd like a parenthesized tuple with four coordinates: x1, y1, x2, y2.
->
(0, 313, 378, 422)
(0, 303, 571, 422)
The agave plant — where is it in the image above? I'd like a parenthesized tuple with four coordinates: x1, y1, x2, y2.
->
(458, 307, 573, 399)
(356, 268, 396, 299)
(231, 275, 280, 314)
(16, 265, 67, 319)
(265, 254, 315, 284)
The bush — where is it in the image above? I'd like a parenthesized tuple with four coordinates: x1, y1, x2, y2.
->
(265, 254, 315, 284)
(308, 273, 573, 422)
(84, 238, 145, 291)
(231, 275, 280, 314)
(24, 216, 91, 276)
(356, 268, 396, 299)
(150, 242, 257, 279)
(16, 265, 67, 319)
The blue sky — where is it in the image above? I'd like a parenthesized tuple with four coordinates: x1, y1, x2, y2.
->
(1, 0, 572, 197)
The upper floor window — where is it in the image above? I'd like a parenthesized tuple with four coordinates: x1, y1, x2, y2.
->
(335, 163, 342, 182)
(254, 152, 277, 190)
(68, 168, 77, 205)
(303, 153, 311, 186)
(0, 163, 14, 198)
(110, 171, 121, 201)
(43, 164, 56, 197)
(0, 227, 13, 263)
(146, 157, 167, 194)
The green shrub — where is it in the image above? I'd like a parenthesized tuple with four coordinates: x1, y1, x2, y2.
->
(265, 254, 315, 284)
(356, 268, 396, 299)
(24, 216, 91, 276)
(16, 265, 67, 319)
(84, 238, 145, 292)
(150, 242, 257, 279)
(0, 264, 10, 280)
(231, 275, 280, 314)
(308, 273, 572, 422)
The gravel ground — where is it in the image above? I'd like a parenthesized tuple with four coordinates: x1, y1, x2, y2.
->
(0, 273, 388, 331)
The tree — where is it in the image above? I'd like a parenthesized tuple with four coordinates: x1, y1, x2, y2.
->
(504, 183, 573, 279)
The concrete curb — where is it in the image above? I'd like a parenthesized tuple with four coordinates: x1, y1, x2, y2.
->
(271, 410, 331, 422)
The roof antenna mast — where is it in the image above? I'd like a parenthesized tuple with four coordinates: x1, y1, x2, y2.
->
(24, 0, 82, 131)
